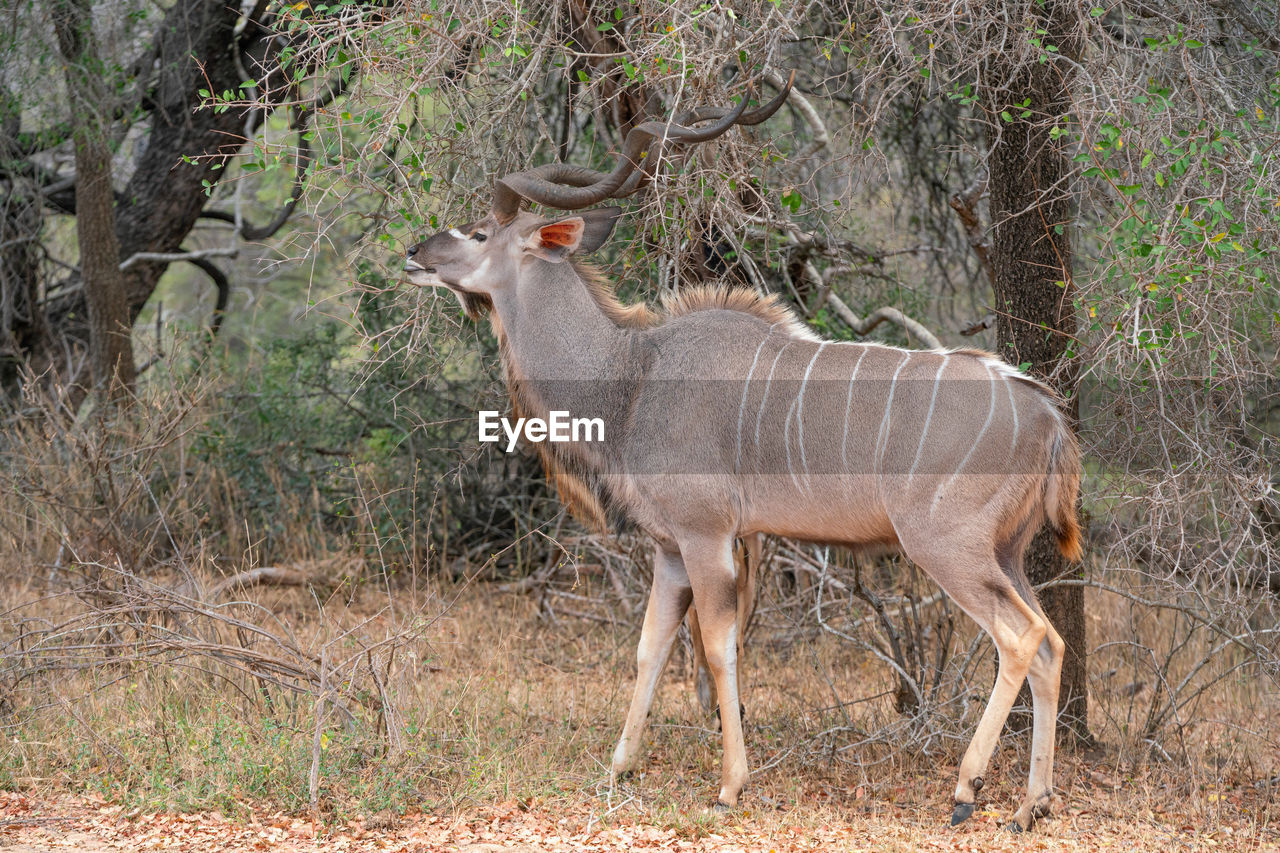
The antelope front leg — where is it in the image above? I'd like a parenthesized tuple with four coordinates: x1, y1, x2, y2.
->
(683, 535, 748, 808)
(611, 545, 692, 782)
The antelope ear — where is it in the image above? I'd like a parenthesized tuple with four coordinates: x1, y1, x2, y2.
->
(525, 217, 584, 263)
(577, 206, 622, 254)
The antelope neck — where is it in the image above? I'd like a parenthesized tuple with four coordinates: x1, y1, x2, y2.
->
(494, 258, 634, 382)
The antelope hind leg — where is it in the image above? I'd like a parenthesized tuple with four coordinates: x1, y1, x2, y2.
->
(1009, 622, 1065, 832)
(688, 606, 716, 714)
(903, 539, 1049, 829)
(611, 546, 692, 781)
(950, 587, 1047, 828)
(692, 534, 760, 723)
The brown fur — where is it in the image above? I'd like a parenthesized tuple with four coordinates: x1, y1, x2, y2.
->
(950, 347, 1070, 404)
(481, 258, 810, 337)
(569, 263, 815, 340)
(544, 452, 611, 533)
(513, 272, 813, 533)
(570, 260, 657, 328)
(947, 348, 1082, 563)
(661, 284, 818, 339)
(491, 309, 617, 533)
(1048, 430, 1085, 561)
(489, 268, 1084, 560)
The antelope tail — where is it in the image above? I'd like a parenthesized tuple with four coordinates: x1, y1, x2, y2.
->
(1044, 426, 1084, 562)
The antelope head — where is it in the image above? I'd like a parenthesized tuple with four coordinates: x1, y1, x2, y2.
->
(402, 75, 794, 317)
(401, 208, 624, 318)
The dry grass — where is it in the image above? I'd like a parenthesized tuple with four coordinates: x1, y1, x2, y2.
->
(1, 563, 1276, 850)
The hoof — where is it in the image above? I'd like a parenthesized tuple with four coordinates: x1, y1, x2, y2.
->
(712, 800, 733, 813)
(950, 802, 975, 826)
(611, 768, 634, 783)
(1009, 796, 1050, 833)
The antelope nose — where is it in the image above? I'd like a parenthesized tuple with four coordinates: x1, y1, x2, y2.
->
(407, 244, 418, 256)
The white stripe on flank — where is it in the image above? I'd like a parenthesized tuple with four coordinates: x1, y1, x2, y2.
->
(785, 396, 799, 491)
(909, 354, 949, 479)
(754, 342, 791, 453)
(841, 346, 870, 471)
(792, 342, 827, 492)
(448, 228, 467, 239)
(1005, 373, 1020, 455)
(735, 328, 776, 471)
(941, 362, 997, 494)
(874, 353, 911, 478)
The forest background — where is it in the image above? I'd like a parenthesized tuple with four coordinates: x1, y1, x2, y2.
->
(0, 1, 1276, 848)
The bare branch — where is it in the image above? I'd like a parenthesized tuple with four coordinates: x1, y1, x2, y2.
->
(118, 247, 238, 270)
(825, 290, 943, 349)
(947, 173, 994, 287)
(182, 255, 231, 337)
(208, 566, 310, 600)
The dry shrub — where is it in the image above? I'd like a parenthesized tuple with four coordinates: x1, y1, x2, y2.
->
(0, 358, 439, 813)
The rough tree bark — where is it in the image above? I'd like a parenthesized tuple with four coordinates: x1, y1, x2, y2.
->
(985, 1, 1091, 745)
(52, 0, 136, 403)
(2, 1, 299, 403)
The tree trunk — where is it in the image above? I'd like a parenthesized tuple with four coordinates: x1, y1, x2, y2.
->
(52, 0, 135, 404)
(0, 182, 44, 393)
(986, 1, 1091, 746)
(3, 1, 284, 404)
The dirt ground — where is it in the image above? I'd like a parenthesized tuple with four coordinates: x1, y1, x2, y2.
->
(3, 581, 1277, 852)
(2, 784, 1275, 852)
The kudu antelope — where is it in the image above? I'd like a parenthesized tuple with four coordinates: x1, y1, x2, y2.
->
(402, 80, 1083, 832)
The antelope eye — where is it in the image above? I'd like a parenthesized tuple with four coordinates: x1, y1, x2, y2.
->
(472, 232, 487, 243)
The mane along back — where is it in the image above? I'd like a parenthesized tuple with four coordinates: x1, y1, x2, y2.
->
(661, 285, 819, 340)
(571, 261, 817, 340)
(571, 260, 657, 328)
